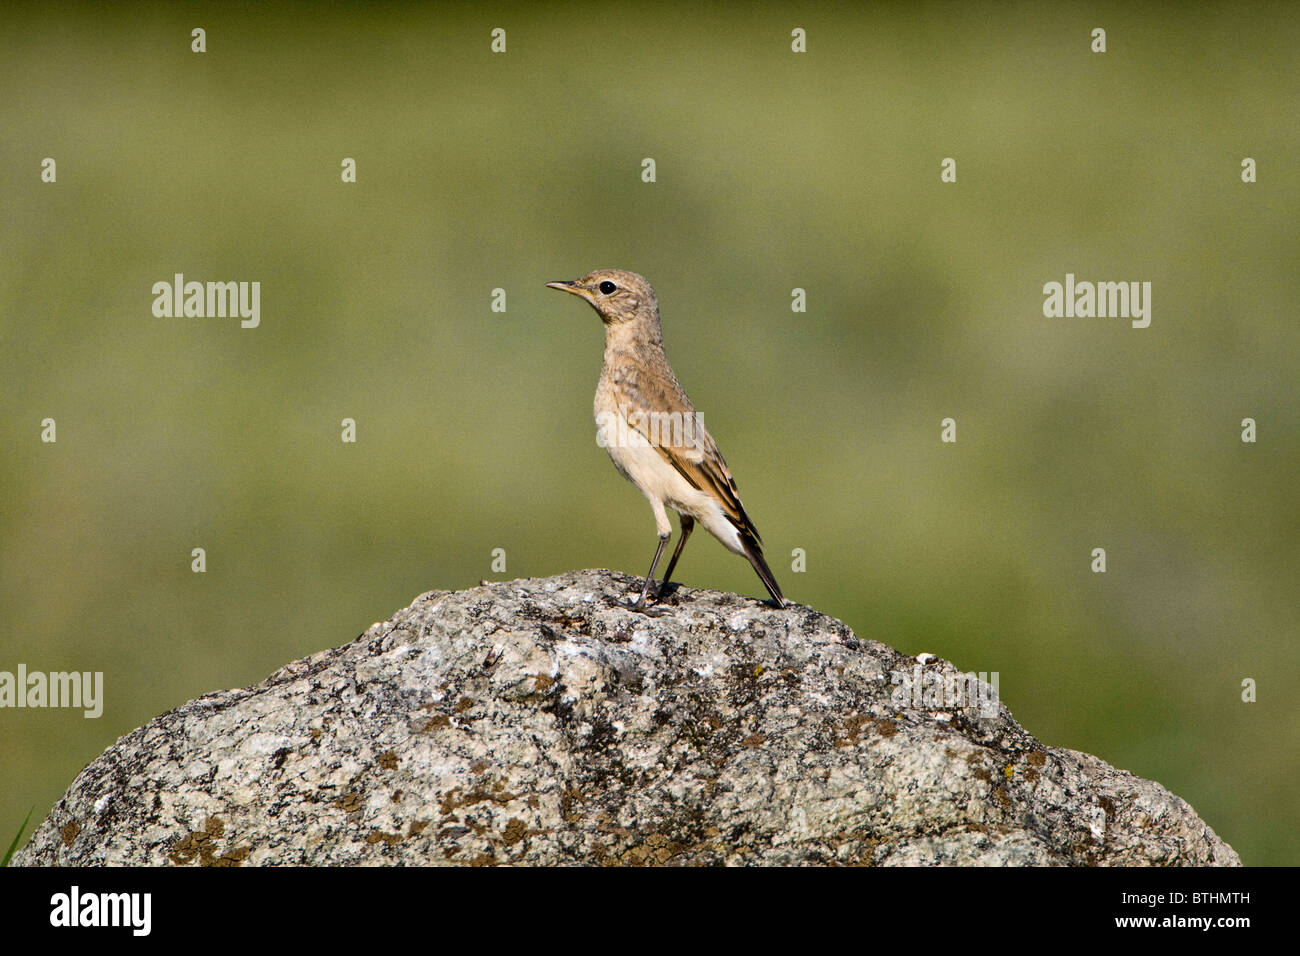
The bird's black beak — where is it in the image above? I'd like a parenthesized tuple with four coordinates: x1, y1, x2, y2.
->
(546, 279, 588, 299)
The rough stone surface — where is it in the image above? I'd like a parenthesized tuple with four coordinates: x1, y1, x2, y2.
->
(16, 570, 1239, 866)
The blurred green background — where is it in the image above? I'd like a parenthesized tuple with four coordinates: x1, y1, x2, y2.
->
(1, 2, 1295, 865)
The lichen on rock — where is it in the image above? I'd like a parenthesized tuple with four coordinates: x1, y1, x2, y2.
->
(14, 570, 1239, 866)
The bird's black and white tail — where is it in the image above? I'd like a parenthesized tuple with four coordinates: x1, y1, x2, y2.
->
(736, 522, 785, 608)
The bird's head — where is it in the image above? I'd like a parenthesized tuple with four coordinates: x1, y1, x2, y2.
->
(546, 269, 658, 326)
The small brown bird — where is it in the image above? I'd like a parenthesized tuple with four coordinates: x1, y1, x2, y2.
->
(546, 269, 786, 609)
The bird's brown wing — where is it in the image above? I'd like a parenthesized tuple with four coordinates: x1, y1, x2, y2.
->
(610, 369, 759, 543)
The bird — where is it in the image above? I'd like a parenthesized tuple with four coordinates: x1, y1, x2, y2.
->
(546, 269, 786, 610)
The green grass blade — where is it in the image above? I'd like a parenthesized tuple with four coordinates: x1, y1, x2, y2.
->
(1, 808, 35, 867)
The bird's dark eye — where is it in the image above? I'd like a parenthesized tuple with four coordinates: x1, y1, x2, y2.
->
(598, 280, 617, 295)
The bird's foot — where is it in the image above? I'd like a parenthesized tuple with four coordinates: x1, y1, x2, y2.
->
(624, 581, 668, 616)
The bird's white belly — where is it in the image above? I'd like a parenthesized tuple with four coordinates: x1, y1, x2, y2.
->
(595, 413, 744, 555)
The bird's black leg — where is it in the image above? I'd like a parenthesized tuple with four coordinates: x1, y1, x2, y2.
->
(656, 515, 695, 601)
(630, 533, 670, 610)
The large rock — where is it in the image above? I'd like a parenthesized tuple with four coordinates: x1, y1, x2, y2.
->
(15, 571, 1238, 866)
